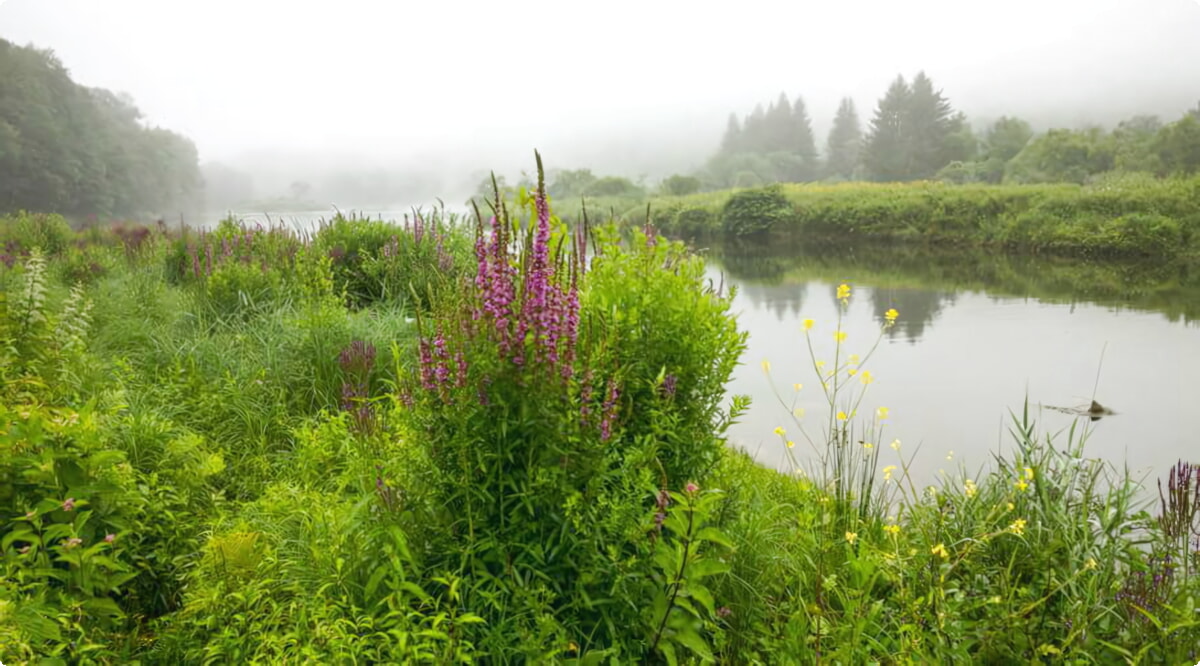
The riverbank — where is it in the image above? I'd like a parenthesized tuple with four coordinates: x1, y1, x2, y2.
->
(605, 173, 1200, 260)
(3, 178, 1200, 662)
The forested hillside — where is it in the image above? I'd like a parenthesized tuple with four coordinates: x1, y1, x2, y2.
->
(0, 38, 200, 219)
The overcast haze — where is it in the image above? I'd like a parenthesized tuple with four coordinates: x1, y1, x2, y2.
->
(2, 0, 1198, 191)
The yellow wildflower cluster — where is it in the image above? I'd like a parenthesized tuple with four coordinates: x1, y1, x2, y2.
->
(931, 543, 949, 559)
(1014, 466, 1035, 492)
(836, 283, 851, 304)
(1009, 518, 1027, 536)
(845, 531, 858, 545)
(964, 479, 977, 498)
(882, 465, 897, 481)
(884, 523, 901, 536)
(884, 308, 899, 325)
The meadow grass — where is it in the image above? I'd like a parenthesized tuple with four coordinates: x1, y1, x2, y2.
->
(2, 180, 1200, 663)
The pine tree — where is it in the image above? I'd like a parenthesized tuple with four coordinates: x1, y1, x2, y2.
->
(743, 104, 768, 153)
(719, 113, 743, 155)
(790, 96, 819, 180)
(905, 71, 957, 179)
(825, 97, 862, 180)
(863, 75, 912, 181)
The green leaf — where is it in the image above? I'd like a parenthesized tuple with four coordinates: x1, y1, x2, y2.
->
(693, 527, 733, 549)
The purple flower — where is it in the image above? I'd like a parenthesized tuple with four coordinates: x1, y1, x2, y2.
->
(662, 374, 678, 398)
(62, 498, 76, 512)
(685, 482, 699, 494)
(65, 537, 83, 549)
(717, 606, 732, 619)
(104, 533, 115, 544)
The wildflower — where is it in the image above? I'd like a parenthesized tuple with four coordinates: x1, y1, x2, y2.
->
(964, 479, 977, 498)
(1015, 479, 1029, 492)
(836, 283, 851, 302)
(787, 440, 796, 449)
(568, 641, 579, 653)
(860, 370, 874, 385)
(685, 482, 699, 494)
(104, 533, 116, 544)
(847, 368, 858, 377)
(848, 354, 860, 364)
(803, 318, 814, 331)
(1024, 467, 1035, 480)
(1007, 502, 1015, 511)
(1009, 518, 1027, 536)
(774, 426, 786, 436)
(884, 308, 899, 324)
(1085, 557, 1098, 570)
(65, 537, 83, 549)
(761, 359, 771, 374)
(793, 407, 806, 418)
(717, 606, 732, 618)
(834, 330, 847, 343)
(877, 407, 889, 420)
(815, 360, 826, 369)
(862, 441, 874, 450)
(62, 498, 76, 512)
(793, 383, 802, 392)
(884, 523, 901, 536)
(946, 450, 954, 461)
(890, 439, 901, 451)
(931, 543, 949, 559)
(883, 465, 897, 481)
(845, 531, 858, 545)
(837, 411, 848, 421)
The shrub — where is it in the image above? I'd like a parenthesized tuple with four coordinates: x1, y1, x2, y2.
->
(721, 184, 793, 237)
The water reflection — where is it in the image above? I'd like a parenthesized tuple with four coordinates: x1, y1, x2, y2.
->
(709, 239, 1200, 489)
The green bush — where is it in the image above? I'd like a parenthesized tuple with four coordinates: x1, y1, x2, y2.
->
(721, 185, 793, 237)
(0, 211, 74, 256)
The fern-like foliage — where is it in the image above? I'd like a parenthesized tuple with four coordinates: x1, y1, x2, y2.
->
(15, 248, 48, 340)
(54, 282, 93, 355)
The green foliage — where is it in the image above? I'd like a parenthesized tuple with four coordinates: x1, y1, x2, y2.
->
(0, 39, 199, 217)
(709, 92, 821, 187)
(0, 211, 73, 256)
(720, 185, 794, 237)
(659, 174, 703, 196)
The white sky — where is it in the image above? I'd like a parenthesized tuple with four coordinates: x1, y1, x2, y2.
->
(1, 0, 1198, 176)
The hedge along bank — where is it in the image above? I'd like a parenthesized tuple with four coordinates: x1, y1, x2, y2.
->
(643, 174, 1200, 259)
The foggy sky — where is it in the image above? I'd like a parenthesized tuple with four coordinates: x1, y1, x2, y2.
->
(2, 0, 1199, 182)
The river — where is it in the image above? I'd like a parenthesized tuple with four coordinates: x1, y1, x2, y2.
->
(708, 238, 1200, 490)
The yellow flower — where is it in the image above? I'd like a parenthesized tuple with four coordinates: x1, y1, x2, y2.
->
(848, 354, 860, 364)
(860, 370, 874, 385)
(931, 543, 949, 559)
(883, 465, 897, 481)
(1085, 557, 1098, 570)
(793, 383, 803, 392)
(1014, 479, 1029, 492)
(884, 523, 901, 536)
(815, 360, 826, 369)
(837, 283, 851, 302)
(787, 440, 796, 449)
(761, 360, 771, 374)
(1024, 467, 1035, 481)
(834, 330, 847, 343)
(884, 308, 899, 323)
(862, 441, 874, 450)
(847, 368, 858, 377)
(802, 318, 814, 331)
(845, 531, 858, 545)
(773, 426, 786, 436)
(946, 450, 954, 461)
(1006, 502, 1015, 511)
(964, 479, 977, 498)
(890, 439, 901, 451)
(1009, 518, 1027, 536)
(876, 407, 889, 420)
(568, 641, 579, 653)
(836, 411, 848, 421)
(792, 407, 806, 418)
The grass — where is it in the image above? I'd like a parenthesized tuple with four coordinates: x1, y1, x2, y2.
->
(2, 182, 1200, 664)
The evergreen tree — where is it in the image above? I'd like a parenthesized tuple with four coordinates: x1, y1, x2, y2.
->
(905, 71, 957, 179)
(742, 104, 768, 154)
(825, 97, 862, 180)
(765, 92, 793, 150)
(790, 96, 819, 180)
(719, 113, 743, 155)
(862, 75, 912, 181)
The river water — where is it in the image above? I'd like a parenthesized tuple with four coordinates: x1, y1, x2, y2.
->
(708, 239, 1200, 490)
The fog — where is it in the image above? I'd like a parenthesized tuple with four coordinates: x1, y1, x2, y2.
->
(2, 0, 1198, 204)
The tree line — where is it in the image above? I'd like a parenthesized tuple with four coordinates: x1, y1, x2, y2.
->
(703, 71, 1200, 189)
(0, 38, 201, 219)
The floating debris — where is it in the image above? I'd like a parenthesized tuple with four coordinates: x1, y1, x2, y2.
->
(1042, 399, 1117, 422)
